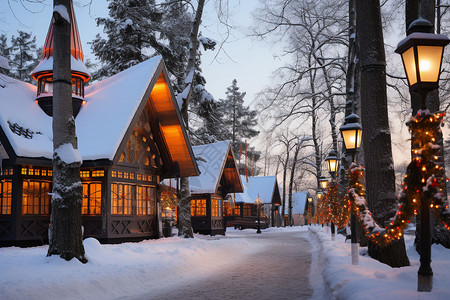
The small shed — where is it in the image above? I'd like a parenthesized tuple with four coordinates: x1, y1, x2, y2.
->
(225, 175, 281, 229)
(189, 141, 243, 235)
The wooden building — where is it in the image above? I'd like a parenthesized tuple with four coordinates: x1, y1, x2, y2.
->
(225, 175, 282, 229)
(0, 2, 199, 246)
(166, 141, 243, 235)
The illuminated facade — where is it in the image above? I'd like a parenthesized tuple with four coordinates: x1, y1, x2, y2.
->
(0, 1, 198, 246)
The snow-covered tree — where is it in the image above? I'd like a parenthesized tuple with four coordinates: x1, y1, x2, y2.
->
(0, 34, 11, 76)
(47, 0, 86, 263)
(10, 31, 37, 83)
(356, 0, 409, 267)
(90, 0, 163, 80)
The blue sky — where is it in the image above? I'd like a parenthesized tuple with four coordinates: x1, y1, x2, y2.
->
(1, 0, 282, 105)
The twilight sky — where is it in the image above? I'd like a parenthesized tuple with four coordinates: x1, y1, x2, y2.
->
(1, 0, 280, 105)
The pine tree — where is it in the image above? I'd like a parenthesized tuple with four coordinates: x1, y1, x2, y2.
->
(90, 0, 163, 79)
(0, 34, 11, 76)
(10, 31, 37, 83)
(219, 79, 260, 174)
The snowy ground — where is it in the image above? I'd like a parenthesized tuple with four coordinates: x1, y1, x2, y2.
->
(0, 225, 449, 300)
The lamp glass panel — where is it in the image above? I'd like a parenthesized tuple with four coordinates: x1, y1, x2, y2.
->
(320, 180, 328, 189)
(401, 47, 417, 86)
(356, 129, 362, 148)
(327, 159, 338, 173)
(417, 45, 443, 82)
(342, 129, 356, 149)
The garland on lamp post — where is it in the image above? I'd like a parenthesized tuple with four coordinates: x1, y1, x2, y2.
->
(346, 110, 450, 246)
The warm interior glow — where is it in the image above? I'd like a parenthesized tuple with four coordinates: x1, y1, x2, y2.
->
(342, 128, 362, 150)
(327, 159, 338, 173)
(417, 45, 443, 82)
(401, 47, 417, 86)
(320, 180, 328, 189)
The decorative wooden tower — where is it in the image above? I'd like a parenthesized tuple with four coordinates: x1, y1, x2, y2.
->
(31, 0, 90, 117)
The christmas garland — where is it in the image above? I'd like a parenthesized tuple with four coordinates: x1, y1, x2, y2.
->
(346, 110, 450, 246)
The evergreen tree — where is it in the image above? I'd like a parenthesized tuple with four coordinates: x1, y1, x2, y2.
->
(90, 0, 164, 80)
(0, 34, 11, 76)
(10, 31, 37, 83)
(219, 79, 260, 174)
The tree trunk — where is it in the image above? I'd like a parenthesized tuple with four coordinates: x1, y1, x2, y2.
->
(356, 0, 409, 267)
(177, 0, 205, 238)
(47, 0, 86, 263)
(288, 140, 302, 226)
(282, 147, 290, 225)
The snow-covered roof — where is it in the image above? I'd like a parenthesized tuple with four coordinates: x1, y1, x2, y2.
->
(163, 140, 242, 194)
(0, 56, 198, 177)
(32, 56, 91, 78)
(235, 175, 279, 204)
(291, 192, 308, 215)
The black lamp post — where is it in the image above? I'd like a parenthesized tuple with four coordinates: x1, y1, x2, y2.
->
(325, 150, 339, 237)
(395, 17, 449, 292)
(306, 196, 313, 225)
(255, 194, 262, 234)
(340, 113, 363, 265)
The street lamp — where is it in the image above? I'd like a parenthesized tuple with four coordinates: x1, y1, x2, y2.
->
(319, 176, 328, 190)
(325, 150, 339, 178)
(255, 194, 262, 234)
(340, 114, 362, 161)
(395, 17, 449, 292)
(340, 113, 362, 265)
(395, 18, 449, 106)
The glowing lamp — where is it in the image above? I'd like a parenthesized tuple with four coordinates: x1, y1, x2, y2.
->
(325, 150, 339, 176)
(319, 176, 328, 190)
(317, 191, 323, 200)
(395, 18, 449, 102)
(340, 114, 362, 152)
(307, 196, 313, 203)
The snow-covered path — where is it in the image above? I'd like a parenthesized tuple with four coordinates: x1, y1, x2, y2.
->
(131, 229, 313, 300)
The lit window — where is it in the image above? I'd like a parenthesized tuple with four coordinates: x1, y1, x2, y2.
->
(124, 172, 129, 179)
(223, 202, 233, 217)
(48, 170, 52, 176)
(92, 170, 104, 177)
(0, 180, 12, 215)
(211, 198, 222, 217)
(136, 185, 155, 215)
(191, 198, 207, 217)
(234, 204, 241, 216)
(117, 172, 123, 178)
(41, 169, 47, 176)
(21, 168, 27, 175)
(22, 180, 51, 215)
(82, 182, 101, 215)
(111, 183, 132, 215)
(129, 173, 135, 180)
(112, 171, 117, 178)
(243, 204, 252, 217)
(80, 171, 90, 178)
(137, 174, 142, 181)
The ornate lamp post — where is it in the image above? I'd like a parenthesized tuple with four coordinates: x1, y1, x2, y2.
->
(325, 150, 339, 237)
(340, 113, 363, 265)
(255, 194, 262, 234)
(395, 17, 449, 292)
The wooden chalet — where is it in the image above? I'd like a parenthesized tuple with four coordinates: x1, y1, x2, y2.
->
(225, 175, 282, 229)
(166, 141, 243, 235)
(0, 2, 199, 246)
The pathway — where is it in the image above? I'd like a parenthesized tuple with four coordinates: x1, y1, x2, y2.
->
(142, 230, 314, 300)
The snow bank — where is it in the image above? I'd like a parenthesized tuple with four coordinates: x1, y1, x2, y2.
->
(308, 225, 450, 300)
(0, 232, 259, 300)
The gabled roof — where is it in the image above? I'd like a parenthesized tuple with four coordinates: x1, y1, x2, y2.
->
(291, 192, 308, 215)
(235, 175, 280, 204)
(189, 141, 243, 194)
(0, 56, 199, 177)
